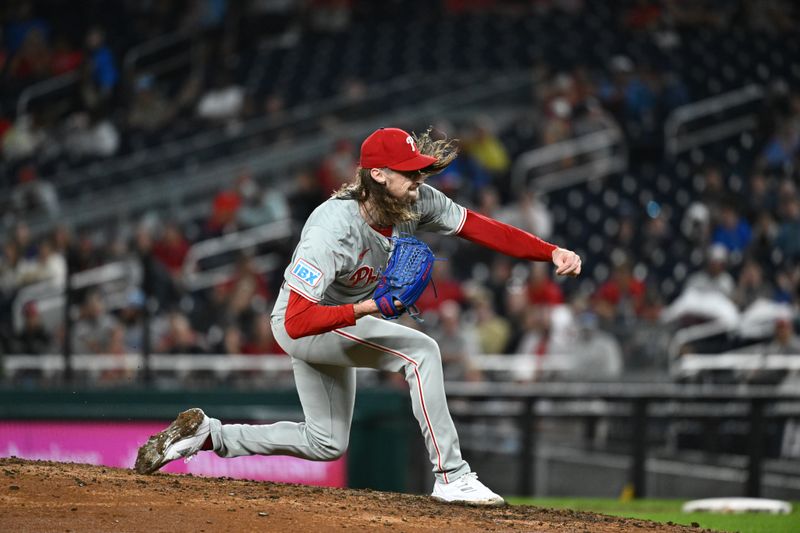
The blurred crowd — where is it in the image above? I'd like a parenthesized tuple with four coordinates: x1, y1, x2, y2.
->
(0, 0, 799, 388)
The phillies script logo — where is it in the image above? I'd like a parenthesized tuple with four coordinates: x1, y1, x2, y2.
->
(349, 266, 380, 287)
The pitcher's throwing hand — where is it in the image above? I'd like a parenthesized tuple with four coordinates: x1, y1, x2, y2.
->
(552, 247, 582, 277)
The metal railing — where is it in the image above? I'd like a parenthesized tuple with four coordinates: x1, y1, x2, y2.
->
(122, 31, 194, 75)
(16, 71, 80, 117)
(675, 353, 800, 379)
(26, 70, 534, 237)
(11, 260, 141, 333)
(182, 220, 294, 291)
(445, 381, 800, 498)
(2, 354, 293, 382)
(510, 121, 627, 194)
(1, 352, 586, 382)
(664, 84, 765, 157)
(40, 72, 445, 198)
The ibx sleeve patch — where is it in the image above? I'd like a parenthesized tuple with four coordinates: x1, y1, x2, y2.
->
(291, 258, 323, 287)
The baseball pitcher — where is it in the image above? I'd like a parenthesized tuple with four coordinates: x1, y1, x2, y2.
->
(135, 127, 582, 505)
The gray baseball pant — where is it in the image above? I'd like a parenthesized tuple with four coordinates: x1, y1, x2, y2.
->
(207, 315, 471, 484)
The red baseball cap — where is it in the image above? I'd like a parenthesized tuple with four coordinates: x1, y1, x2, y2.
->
(359, 128, 437, 171)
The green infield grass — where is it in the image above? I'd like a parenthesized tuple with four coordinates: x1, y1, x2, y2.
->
(507, 497, 798, 533)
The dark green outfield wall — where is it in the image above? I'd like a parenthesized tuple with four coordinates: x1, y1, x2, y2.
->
(0, 387, 413, 491)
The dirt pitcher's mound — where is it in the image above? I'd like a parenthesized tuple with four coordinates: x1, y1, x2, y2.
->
(1, 458, 713, 532)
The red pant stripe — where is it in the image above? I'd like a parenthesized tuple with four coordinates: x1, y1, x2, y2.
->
(333, 329, 448, 483)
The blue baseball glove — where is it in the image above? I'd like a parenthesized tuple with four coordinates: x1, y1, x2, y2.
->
(373, 236, 436, 321)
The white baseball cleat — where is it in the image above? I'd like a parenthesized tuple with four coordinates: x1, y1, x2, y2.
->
(431, 472, 506, 506)
(135, 408, 210, 474)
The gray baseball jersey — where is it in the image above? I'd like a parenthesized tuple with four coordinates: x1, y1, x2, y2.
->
(271, 183, 466, 316)
(209, 184, 472, 484)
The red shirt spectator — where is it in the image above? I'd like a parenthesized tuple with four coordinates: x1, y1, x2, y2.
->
(152, 223, 190, 275)
(206, 189, 242, 235)
(50, 38, 83, 75)
(592, 260, 646, 321)
(594, 278, 645, 307)
(0, 116, 14, 144)
(317, 139, 357, 195)
(527, 262, 564, 305)
(217, 255, 271, 305)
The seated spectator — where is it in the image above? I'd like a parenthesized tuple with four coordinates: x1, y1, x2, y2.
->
(213, 324, 244, 355)
(216, 253, 271, 324)
(127, 74, 175, 132)
(242, 313, 285, 355)
(484, 187, 555, 242)
(118, 288, 147, 353)
(592, 256, 646, 326)
(527, 261, 564, 306)
(317, 139, 357, 195)
(288, 170, 326, 224)
(683, 244, 735, 299)
(49, 34, 83, 75)
(428, 300, 482, 382)
(748, 211, 779, 266)
(8, 26, 50, 80)
(681, 201, 712, 246)
(776, 195, 800, 263)
(11, 302, 54, 354)
(81, 27, 119, 108)
(764, 315, 800, 355)
(515, 305, 553, 358)
(157, 312, 205, 354)
(191, 283, 232, 333)
(152, 221, 190, 277)
(430, 147, 491, 202)
(62, 110, 120, 158)
(72, 290, 120, 354)
(661, 245, 739, 327)
(196, 70, 244, 122)
(759, 122, 799, 170)
(206, 181, 243, 236)
(463, 120, 511, 178)
(744, 172, 777, 219)
(0, 242, 21, 308)
(236, 175, 290, 229)
(483, 255, 513, 315)
(774, 267, 798, 304)
(101, 326, 136, 382)
(13, 221, 37, 260)
(0, 107, 11, 150)
(2, 113, 48, 161)
(639, 209, 674, 266)
(712, 203, 752, 255)
(742, 313, 800, 386)
(468, 287, 511, 355)
(15, 238, 66, 289)
(734, 259, 774, 309)
(512, 304, 579, 382)
(4, 3, 51, 55)
(553, 311, 623, 380)
(11, 164, 59, 217)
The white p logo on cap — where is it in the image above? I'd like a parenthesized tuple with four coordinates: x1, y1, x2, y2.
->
(406, 136, 416, 152)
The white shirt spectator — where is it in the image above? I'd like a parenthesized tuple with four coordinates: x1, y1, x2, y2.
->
(63, 113, 120, 157)
(197, 85, 245, 120)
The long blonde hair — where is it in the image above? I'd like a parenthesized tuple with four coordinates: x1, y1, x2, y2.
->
(333, 128, 459, 226)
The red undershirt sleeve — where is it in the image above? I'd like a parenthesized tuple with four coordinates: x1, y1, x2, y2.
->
(284, 289, 357, 339)
(457, 209, 557, 261)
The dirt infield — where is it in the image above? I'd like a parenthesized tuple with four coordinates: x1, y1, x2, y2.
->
(1, 458, 715, 532)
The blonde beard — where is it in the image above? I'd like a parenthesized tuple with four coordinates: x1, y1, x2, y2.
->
(360, 186, 419, 227)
